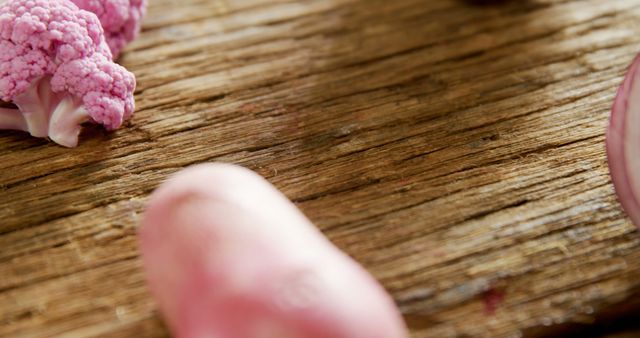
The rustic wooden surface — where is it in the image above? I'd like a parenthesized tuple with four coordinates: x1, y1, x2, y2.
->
(2, 0, 640, 337)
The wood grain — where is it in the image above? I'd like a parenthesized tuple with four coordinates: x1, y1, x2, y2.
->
(2, 0, 640, 337)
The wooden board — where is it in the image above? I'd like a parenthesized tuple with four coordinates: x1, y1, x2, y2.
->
(2, 0, 640, 337)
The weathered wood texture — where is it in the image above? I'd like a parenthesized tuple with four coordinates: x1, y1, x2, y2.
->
(2, 0, 640, 337)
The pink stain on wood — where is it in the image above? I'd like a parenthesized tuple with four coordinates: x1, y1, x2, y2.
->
(239, 103, 259, 114)
(482, 288, 505, 315)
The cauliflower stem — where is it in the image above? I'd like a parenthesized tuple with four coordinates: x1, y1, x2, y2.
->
(0, 77, 90, 147)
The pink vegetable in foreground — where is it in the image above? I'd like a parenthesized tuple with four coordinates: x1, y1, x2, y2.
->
(0, 0, 136, 147)
(71, 0, 147, 57)
(139, 164, 409, 338)
(608, 55, 640, 227)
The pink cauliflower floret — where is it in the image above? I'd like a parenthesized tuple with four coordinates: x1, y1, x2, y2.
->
(0, 0, 136, 147)
(71, 0, 147, 57)
(53, 53, 135, 129)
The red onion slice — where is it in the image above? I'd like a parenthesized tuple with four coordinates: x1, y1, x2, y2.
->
(607, 55, 640, 226)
